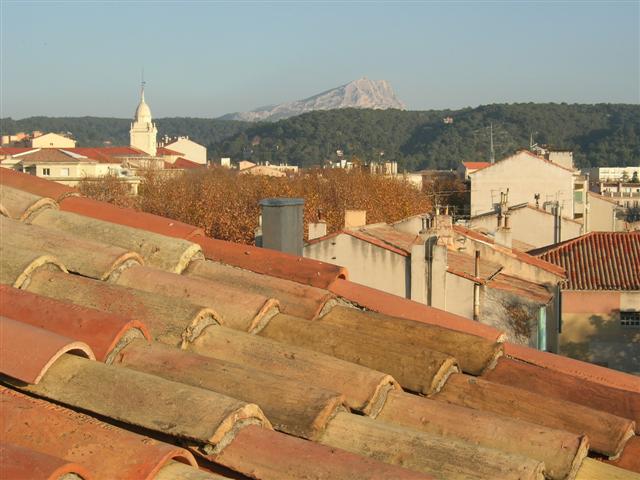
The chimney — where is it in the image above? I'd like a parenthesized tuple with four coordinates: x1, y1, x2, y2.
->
(259, 198, 304, 255)
(494, 212, 512, 249)
(308, 222, 327, 240)
(344, 210, 367, 229)
(426, 209, 454, 247)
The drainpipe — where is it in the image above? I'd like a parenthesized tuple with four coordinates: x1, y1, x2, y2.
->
(473, 250, 481, 321)
(425, 235, 437, 307)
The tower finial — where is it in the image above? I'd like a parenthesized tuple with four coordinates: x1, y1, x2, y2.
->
(141, 68, 146, 101)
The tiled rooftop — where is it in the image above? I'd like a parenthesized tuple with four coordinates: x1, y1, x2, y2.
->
(531, 232, 640, 290)
(1, 169, 639, 480)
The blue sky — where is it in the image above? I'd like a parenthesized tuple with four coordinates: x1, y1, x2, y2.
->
(1, 1, 638, 118)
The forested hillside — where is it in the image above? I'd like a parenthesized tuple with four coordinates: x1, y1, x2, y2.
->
(3, 103, 638, 169)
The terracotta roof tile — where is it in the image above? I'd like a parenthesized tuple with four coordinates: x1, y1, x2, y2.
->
(30, 208, 203, 273)
(0, 167, 78, 201)
(483, 356, 640, 432)
(115, 264, 280, 332)
(11, 354, 271, 452)
(183, 325, 399, 416)
(116, 339, 345, 440)
(434, 373, 635, 457)
(462, 161, 492, 170)
(0, 442, 93, 480)
(212, 425, 433, 480)
(487, 273, 553, 304)
(1, 386, 199, 480)
(14, 148, 98, 164)
(0, 316, 94, 384)
(328, 278, 505, 341)
(25, 269, 220, 348)
(185, 258, 336, 321)
(530, 232, 640, 290)
(3, 216, 143, 281)
(605, 436, 640, 473)
(59, 195, 205, 239)
(0, 243, 67, 288)
(4, 170, 640, 478)
(157, 146, 184, 156)
(377, 390, 587, 480)
(195, 236, 347, 289)
(165, 157, 203, 169)
(446, 249, 502, 282)
(0, 285, 150, 363)
(0, 184, 58, 221)
(66, 146, 148, 163)
(453, 224, 566, 276)
(503, 342, 640, 394)
(0, 147, 36, 155)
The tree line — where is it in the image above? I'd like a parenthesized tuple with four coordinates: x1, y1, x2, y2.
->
(3, 103, 639, 169)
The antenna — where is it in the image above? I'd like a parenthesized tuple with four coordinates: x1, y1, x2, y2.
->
(489, 122, 495, 164)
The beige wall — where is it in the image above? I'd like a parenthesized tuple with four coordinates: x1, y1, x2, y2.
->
(165, 138, 207, 164)
(470, 206, 583, 249)
(586, 193, 622, 232)
(560, 290, 640, 374)
(470, 152, 574, 218)
(304, 234, 409, 298)
(31, 133, 76, 148)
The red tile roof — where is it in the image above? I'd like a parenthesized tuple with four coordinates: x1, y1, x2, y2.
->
(487, 273, 553, 304)
(462, 161, 491, 170)
(66, 146, 148, 163)
(307, 225, 419, 256)
(157, 146, 184, 156)
(0, 147, 36, 155)
(453, 225, 566, 277)
(2, 169, 640, 479)
(468, 150, 576, 174)
(530, 232, 640, 290)
(164, 157, 202, 169)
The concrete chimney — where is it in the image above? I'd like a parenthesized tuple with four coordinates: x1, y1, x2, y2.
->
(494, 212, 512, 249)
(308, 221, 327, 240)
(344, 210, 367, 229)
(259, 198, 304, 255)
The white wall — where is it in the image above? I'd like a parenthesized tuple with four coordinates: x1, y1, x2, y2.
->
(470, 206, 583, 248)
(305, 233, 409, 298)
(166, 138, 207, 164)
(470, 152, 574, 218)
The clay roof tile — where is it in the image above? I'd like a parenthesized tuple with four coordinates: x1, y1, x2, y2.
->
(0, 316, 94, 384)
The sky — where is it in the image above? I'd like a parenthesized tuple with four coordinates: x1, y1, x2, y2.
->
(1, 1, 639, 119)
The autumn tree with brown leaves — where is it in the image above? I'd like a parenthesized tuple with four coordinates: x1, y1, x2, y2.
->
(79, 167, 431, 245)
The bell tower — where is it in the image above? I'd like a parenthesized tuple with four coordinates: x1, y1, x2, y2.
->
(129, 79, 157, 155)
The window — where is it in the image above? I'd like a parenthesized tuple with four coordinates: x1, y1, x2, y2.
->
(621, 311, 640, 328)
(60, 168, 70, 177)
(42, 168, 50, 176)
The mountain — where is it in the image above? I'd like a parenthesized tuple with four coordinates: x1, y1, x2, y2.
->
(220, 77, 406, 122)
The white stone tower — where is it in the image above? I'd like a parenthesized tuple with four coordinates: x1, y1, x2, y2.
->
(129, 82, 157, 155)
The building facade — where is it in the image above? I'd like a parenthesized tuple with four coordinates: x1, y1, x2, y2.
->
(532, 232, 640, 374)
(469, 151, 576, 218)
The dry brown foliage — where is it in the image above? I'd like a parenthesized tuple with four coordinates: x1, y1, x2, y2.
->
(81, 167, 431, 245)
(78, 174, 138, 209)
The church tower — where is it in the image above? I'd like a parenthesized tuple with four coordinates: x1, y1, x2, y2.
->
(129, 82, 157, 155)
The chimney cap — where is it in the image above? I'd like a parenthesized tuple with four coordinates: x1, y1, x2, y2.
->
(259, 197, 304, 207)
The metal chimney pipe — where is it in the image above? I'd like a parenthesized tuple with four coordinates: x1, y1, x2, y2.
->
(473, 250, 481, 322)
(259, 198, 304, 256)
